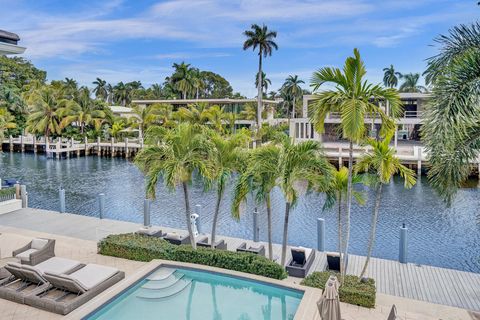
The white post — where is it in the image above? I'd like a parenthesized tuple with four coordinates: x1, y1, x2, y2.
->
(394, 127, 398, 149)
(338, 147, 343, 168)
(111, 137, 114, 157)
(125, 138, 129, 158)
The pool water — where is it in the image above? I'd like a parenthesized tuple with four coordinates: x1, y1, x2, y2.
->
(85, 267, 303, 320)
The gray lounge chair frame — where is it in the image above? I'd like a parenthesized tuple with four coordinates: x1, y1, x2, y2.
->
(387, 304, 398, 320)
(197, 237, 227, 250)
(286, 248, 316, 278)
(162, 234, 191, 245)
(13, 239, 55, 266)
(25, 270, 125, 315)
(236, 243, 265, 256)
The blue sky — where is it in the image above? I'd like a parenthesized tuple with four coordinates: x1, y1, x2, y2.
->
(1, 0, 478, 97)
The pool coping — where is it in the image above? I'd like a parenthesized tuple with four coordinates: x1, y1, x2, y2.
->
(66, 259, 321, 320)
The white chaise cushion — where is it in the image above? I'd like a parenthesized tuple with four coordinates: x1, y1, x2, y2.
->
(16, 248, 37, 261)
(68, 264, 118, 291)
(33, 257, 81, 274)
(166, 232, 181, 240)
(31, 238, 48, 250)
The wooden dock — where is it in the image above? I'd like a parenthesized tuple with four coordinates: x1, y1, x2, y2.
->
(0, 207, 478, 312)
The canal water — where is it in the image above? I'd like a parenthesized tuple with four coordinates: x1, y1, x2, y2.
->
(1, 152, 479, 273)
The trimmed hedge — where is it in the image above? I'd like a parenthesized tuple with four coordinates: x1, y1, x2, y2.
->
(98, 233, 287, 280)
(0, 187, 15, 197)
(301, 271, 376, 308)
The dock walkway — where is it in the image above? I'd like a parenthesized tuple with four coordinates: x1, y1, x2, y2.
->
(0, 208, 478, 312)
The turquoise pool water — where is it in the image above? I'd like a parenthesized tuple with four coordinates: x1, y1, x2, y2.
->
(85, 267, 303, 320)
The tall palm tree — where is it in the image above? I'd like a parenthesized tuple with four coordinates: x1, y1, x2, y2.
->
(282, 75, 305, 120)
(171, 62, 194, 99)
(399, 73, 427, 93)
(63, 78, 78, 99)
(106, 84, 114, 105)
(309, 48, 402, 278)
(150, 84, 163, 99)
(210, 132, 249, 249)
(202, 105, 228, 133)
(135, 123, 217, 249)
(191, 68, 205, 99)
(128, 104, 162, 139)
(113, 82, 131, 107)
(239, 103, 257, 121)
(255, 72, 271, 95)
(26, 86, 64, 139)
(355, 135, 416, 278)
(422, 22, 480, 203)
(92, 78, 108, 101)
(267, 91, 277, 100)
(109, 121, 125, 140)
(382, 65, 402, 88)
(243, 24, 278, 130)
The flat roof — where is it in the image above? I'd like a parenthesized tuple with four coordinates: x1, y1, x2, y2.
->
(109, 106, 133, 113)
(304, 92, 431, 100)
(132, 98, 279, 105)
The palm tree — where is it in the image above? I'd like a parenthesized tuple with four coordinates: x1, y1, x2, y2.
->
(174, 103, 209, 126)
(422, 22, 480, 203)
(255, 72, 271, 95)
(267, 91, 277, 100)
(135, 123, 217, 249)
(106, 84, 114, 104)
(92, 78, 108, 101)
(171, 62, 194, 99)
(243, 24, 278, 130)
(355, 135, 416, 279)
(113, 82, 131, 107)
(232, 145, 277, 260)
(202, 105, 227, 133)
(282, 75, 305, 120)
(309, 48, 402, 278)
(191, 68, 205, 99)
(399, 73, 427, 93)
(63, 78, 78, 99)
(382, 65, 402, 88)
(239, 103, 257, 121)
(150, 84, 163, 99)
(109, 121, 125, 140)
(322, 167, 364, 279)
(128, 104, 162, 139)
(60, 88, 106, 135)
(26, 86, 64, 139)
(210, 132, 249, 249)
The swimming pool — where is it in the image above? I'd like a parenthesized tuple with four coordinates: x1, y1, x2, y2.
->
(84, 266, 304, 320)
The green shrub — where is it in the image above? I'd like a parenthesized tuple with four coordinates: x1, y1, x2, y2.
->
(0, 187, 16, 198)
(301, 271, 376, 308)
(98, 233, 287, 280)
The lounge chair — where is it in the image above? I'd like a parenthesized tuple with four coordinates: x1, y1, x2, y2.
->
(236, 243, 265, 256)
(197, 237, 227, 250)
(25, 264, 125, 315)
(162, 232, 191, 245)
(136, 227, 164, 237)
(13, 238, 55, 266)
(0, 257, 83, 304)
(286, 247, 316, 278)
(326, 252, 348, 272)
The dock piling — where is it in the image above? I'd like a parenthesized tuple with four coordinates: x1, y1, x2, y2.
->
(59, 188, 65, 213)
(98, 193, 105, 219)
(20, 185, 27, 208)
(399, 223, 408, 263)
(317, 218, 325, 251)
(143, 199, 151, 227)
(253, 207, 259, 242)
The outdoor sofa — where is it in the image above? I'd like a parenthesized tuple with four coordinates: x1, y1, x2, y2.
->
(12, 238, 55, 265)
(236, 242, 265, 256)
(286, 247, 316, 278)
(25, 263, 124, 315)
(197, 237, 227, 250)
(0, 257, 83, 304)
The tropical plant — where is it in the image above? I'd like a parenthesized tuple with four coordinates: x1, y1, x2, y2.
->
(135, 123, 217, 249)
(382, 65, 402, 88)
(243, 24, 278, 130)
(109, 121, 125, 139)
(202, 105, 228, 133)
(92, 78, 108, 101)
(399, 73, 427, 93)
(282, 75, 305, 120)
(422, 22, 480, 203)
(170, 62, 194, 99)
(0, 108, 16, 140)
(210, 132, 249, 249)
(322, 167, 364, 279)
(128, 104, 165, 139)
(355, 135, 416, 279)
(255, 72, 271, 94)
(113, 82, 132, 106)
(309, 48, 402, 279)
(26, 86, 64, 139)
(239, 103, 257, 121)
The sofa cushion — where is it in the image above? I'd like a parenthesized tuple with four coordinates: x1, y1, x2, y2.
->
(166, 233, 181, 240)
(31, 238, 48, 250)
(69, 264, 118, 291)
(34, 257, 81, 274)
(16, 248, 37, 261)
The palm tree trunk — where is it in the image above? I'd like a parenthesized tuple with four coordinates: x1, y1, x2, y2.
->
(337, 192, 344, 276)
(182, 181, 197, 249)
(257, 52, 263, 130)
(210, 184, 223, 249)
(292, 96, 296, 119)
(196, 88, 199, 100)
(280, 202, 291, 266)
(359, 183, 383, 279)
(266, 193, 273, 260)
(341, 140, 354, 281)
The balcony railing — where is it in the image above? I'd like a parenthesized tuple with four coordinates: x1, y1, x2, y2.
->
(326, 110, 422, 119)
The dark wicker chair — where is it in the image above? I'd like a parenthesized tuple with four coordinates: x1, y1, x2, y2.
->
(236, 243, 265, 256)
(196, 237, 227, 250)
(286, 247, 316, 278)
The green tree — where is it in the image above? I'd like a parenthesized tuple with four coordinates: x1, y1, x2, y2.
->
(200, 71, 233, 98)
(422, 22, 480, 203)
(382, 65, 402, 88)
(170, 62, 194, 99)
(309, 48, 402, 278)
(399, 73, 427, 93)
(210, 132, 249, 248)
(355, 135, 416, 279)
(0, 108, 16, 141)
(26, 86, 64, 139)
(255, 71, 271, 95)
(113, 82, 132, 106)
(243, 24, 278, 129)
(109, 121, 125, 140)
(92, 78, 108, 101)
(135, 123, 217, 249)
(282, 75, 305, 120)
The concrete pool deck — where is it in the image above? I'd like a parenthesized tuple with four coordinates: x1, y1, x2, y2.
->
(0, 208, 478, 319)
